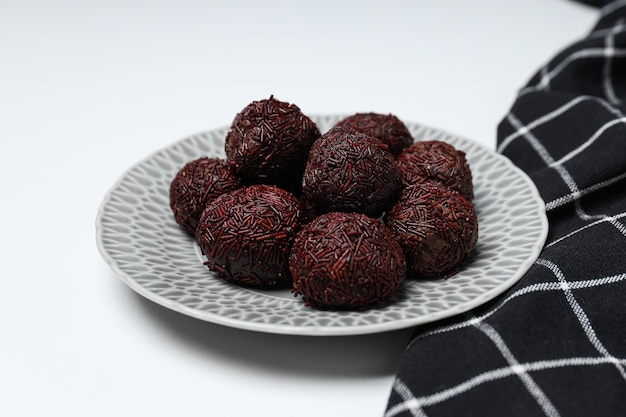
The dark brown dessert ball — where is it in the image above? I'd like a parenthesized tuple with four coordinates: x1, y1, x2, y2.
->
(195, 184, 304, 288)
(301, 126, 401, 218)
(385, 181, 478, 278)
(396, 140, 474, 201)
(224, 96, 321, 193)
(289, 212, 406, 310)
(169, 157, 242, 235)
(335, 112, 413, 156)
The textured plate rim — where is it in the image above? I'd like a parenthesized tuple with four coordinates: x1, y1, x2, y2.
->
(95, 115, 548, 336)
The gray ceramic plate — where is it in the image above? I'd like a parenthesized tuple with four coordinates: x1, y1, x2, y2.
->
(96, 115, 548, 336)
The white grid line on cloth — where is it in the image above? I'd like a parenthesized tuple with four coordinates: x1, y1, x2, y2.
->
(601, 0, 626, 19)
(536, 258, 626, 381)
(539, 65, 551, 92)
(473, 320, 561, 417)
(498, 96, 626, 224)
(590, 24, 625, 41)
(519, 46, 626, 97)
(386, 379, 428, 417)
(550, 116, 626, 168)
(506, 111, 626, 240)
(602, 19, 625, 105)
(409, 271, 626, 344)
(506, 112, 584, 203)
(498, 96, 588, 153)
(546, 211, 626, 246)
(545, 172, 626, 211)
(516, 12, 626, 99)
(498, 94, 626, 154)
(499, 98, 626, 229)
(386, 356, 626, 416)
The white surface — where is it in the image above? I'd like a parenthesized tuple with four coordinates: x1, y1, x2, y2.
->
(0, 1, 596, 416)
(96, 115, 548, 336)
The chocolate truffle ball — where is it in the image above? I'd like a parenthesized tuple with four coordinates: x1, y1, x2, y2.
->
(385, 181, 478, 278)
(195, 184, 303, 288)
(169, 157, 242, 235)
(335, 112, 413, 156)
(301, 126, 401, 218)
(396, 140, 474, 201)
(289, 212, 406, 310)
(225, 96, 321, 193)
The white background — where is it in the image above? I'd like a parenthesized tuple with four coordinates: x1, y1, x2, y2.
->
(1, 1, 597, 416)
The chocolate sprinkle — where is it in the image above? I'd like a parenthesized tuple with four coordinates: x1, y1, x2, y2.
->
(169, 157, 242, 235)
(195, 184, 304, 288)
(289, 212, 406, 310)
(385, 181, 478, 278)
(301, 126, 401, 218)
(335, 112, 414, 156)
(169, 100, 480, 311)
(396, 140, 474, 201)
(224, 96, 321, 193)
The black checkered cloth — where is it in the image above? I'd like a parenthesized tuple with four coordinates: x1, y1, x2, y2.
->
(384, 1, 626, 416)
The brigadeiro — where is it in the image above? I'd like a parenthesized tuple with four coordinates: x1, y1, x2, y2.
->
(169, 157, 242, 235)
(195, 184, 304, 288)
(334, 112, 414, 156)
(224, 96, 321, 193)
(396, 140, 474, 201)
(385, 180, 478, 278)
(301, 126, 401, 218)
(289, 212, 406, 310)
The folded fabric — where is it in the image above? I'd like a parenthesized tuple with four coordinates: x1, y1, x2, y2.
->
(384, 1, 626, 416)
